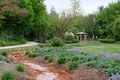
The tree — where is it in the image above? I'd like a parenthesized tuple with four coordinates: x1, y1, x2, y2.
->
(48, 0, 83, 38)
(69, 0, 84, 33)
(113, 17, 120, 40)
(18, 0, 34, 40)
(30, 0, 48, 42)
(71, 0, 82, 16)
(48, 7, 60, 37)
(82, 14, 98, 37)
(0, 0, 48, 42)
(18, 0, 48, 42)
(96, 1, 120, 39)
(0, 0, 27, 40)
(98, 6, 104, 12)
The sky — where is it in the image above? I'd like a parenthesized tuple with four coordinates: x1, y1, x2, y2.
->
(44, 0, 118, 15)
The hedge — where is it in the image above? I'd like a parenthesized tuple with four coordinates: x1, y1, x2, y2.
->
(99, 39, 116, 43)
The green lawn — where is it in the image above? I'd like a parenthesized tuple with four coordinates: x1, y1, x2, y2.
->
(69, 41, 120, 54)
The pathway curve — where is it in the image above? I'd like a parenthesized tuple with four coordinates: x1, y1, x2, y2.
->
(0, 42, 38, 50)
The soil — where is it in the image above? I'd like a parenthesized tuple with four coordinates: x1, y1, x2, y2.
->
(70, 67, 108, 80)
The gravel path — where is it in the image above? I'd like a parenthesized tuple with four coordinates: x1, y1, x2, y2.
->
(0, 42, 38, 50)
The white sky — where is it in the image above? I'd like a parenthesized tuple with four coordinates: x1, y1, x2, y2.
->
(44, 0, 118, 15)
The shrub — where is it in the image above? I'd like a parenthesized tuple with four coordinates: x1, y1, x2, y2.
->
(71, 56, 80, 61)
(44, 54, 53, 62)
(57, 56, 66, 64)
(99, 39, 116, 43)
(106, 61, 120, 75)
(0, 40, 26, 47)
(1, 52, 9, 56)
(19, 38, 27, 44)
(64, 32, 75, 41)
(16, 64, 25, 72)
(48, 57, 53, 62)
(15, 37, 27, 44)
(79, 55, 90, 62)
(1, 71, 16, 80)
(51, 37, 64, 47)
(107, 66, 120, 76)
(85, 61, 98, 68)
(28, 53, 38, 58)
(69, 61, 79, 70)
(0, 56, 12, 63)
(97, 60, 120, 75)
(25, 51, 30, 55)
(0, 41, 6, 46)
(96, 61, 106, 69)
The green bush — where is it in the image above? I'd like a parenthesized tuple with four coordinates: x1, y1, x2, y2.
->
(85, 61, 98, 68)
(1, 71, 16, 80)
(25, 51, 30, 55)
(107, 66, 120, 75)
(99, 39, 116, 43)
(15, 37, 27, 44)
(0, 41, 6, 46)
(5, 41, 19, 46)
(85, 60, 120, 75)
(28, 53, 38, 58)
(64, 32, 79, 43)
(51, 37, 64, 47)
(44, 54, 53, 62)
(0, 56, 12, 63)
(16, 64, 25, 72)
(19, 38, 27, 44)
(0, 40, 25, 47)
(64, 32, 74, 41)
(71, 56, 80, 61)
(105, 60, 120, 75)
(1, 52, 9, 56)
(57, 56, 66, 64)
(69, 61, 79, 70)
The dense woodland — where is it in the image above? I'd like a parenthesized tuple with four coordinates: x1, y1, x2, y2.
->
(0, 0, 120, 43)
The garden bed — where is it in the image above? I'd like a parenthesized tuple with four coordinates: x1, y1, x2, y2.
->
(0, 42, 120, 80)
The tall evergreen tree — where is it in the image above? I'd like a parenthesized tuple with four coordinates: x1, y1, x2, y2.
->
(30, 0, 48, 42)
